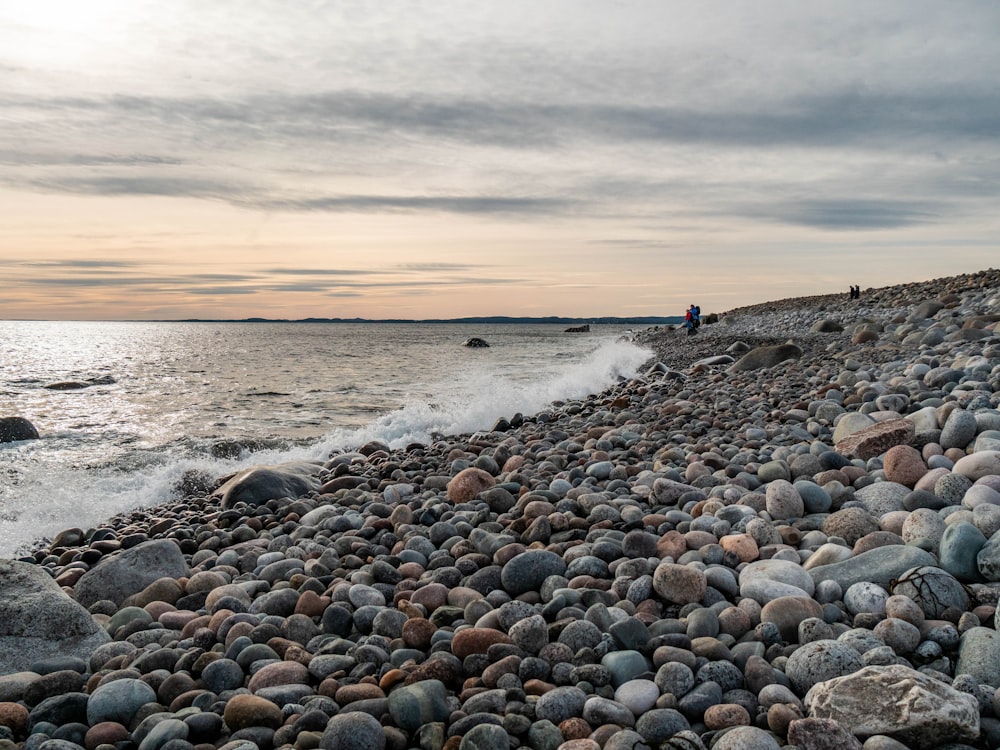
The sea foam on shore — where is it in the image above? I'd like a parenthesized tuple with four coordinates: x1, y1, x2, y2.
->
(2, 268, 1000, 750)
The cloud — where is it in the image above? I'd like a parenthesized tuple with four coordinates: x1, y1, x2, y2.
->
(0, 151, 182, 167)
(266, 268, 375, 276)
(738, 198, 940, 230)
(6, 86, 999, 154)
(397, 262, 488, 272)
(25, 174, 248, 199)
(13, 259, 141, 269)
(186, 286, 257, 296)
(244, 193, 572, 215)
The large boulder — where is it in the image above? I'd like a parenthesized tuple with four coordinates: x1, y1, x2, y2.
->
(810, 319, 844, 333)
(0, 560, 110, 675)
(804, 664, 979, 749)
(727, 343, 803, 372)
(213, 461, 322, 509)
(0, 417, 39, 443)
(72, 539, 189, 608)
(834, 419, 914, 460)
(807, 545, 936, 590)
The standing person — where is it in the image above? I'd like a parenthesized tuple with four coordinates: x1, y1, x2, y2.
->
(693, 304, 701, 329)
(685, 305, 697, 335)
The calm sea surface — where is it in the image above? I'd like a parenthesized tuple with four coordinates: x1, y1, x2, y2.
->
(0, 321, 650, 556)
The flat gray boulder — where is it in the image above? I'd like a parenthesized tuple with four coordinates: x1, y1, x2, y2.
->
(807, 545, 935, 590)
(213, 461, 322, 509)
(727, 343, 802, 372)
(692, 355, 735, 367)
(73, 538, 189, 608)
(810, 319, 844, 333)
(0, 560, 110, 675)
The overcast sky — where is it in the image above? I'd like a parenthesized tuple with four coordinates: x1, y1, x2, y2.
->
(1, 1, 997, 320)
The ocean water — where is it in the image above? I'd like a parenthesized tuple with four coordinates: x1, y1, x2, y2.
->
(0, 321, 651, 557)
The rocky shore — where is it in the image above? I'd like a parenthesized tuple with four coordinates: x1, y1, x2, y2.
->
(2, 268, 1000, 750)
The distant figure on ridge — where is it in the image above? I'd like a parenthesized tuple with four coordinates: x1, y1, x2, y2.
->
(684, 305, 698, 335)
(693, 304, 701, 329)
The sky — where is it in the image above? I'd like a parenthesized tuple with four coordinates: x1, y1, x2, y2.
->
(1, 1, 998, 320)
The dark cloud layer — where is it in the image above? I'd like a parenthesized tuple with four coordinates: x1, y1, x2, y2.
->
(6, 85, 998, 150)
(3, 82, 995, 229)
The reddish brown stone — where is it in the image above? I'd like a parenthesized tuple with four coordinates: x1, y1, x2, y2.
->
(379, 669, 406, 690)
(410, 582, 449, 611)
(559, 718, 592, 739)
(334, 683, 385, 704)
(720, 534, 759, 563)
(761, 596, 824, 642)
(0, 702, 29, 736)
(523, 679, 555, 695)
(84, 721, 129, 750)
(883, 445, 928, 488)
(402, 617, 436, 650)
(656, 530, 687, 560)
(446, 467, 496, 503)
(247, 661, 309, 693)
(224, 694, 283, 730)
(294, 590, 329, 617)
(450, 627, 512, 659)
(767, 703, 804, 737)
(704, 703, 751, 730)
(482, 654, 521, 688)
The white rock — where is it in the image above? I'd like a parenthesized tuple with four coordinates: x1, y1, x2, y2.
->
(805, 664, 979, 749)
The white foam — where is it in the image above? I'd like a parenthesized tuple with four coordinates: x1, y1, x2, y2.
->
(314, 337, 651, 451)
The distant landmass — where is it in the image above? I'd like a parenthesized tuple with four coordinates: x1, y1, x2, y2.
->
(172, 316, 684, 325)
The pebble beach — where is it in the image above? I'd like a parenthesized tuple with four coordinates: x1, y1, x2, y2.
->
(3, 268, 1000, 750)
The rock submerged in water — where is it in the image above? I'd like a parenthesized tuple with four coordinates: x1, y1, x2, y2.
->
(0, 416, 39, 443)
(463, 337, 489, 347)
(2, 267, 1000, 749)
(42, 375, 116, 390)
